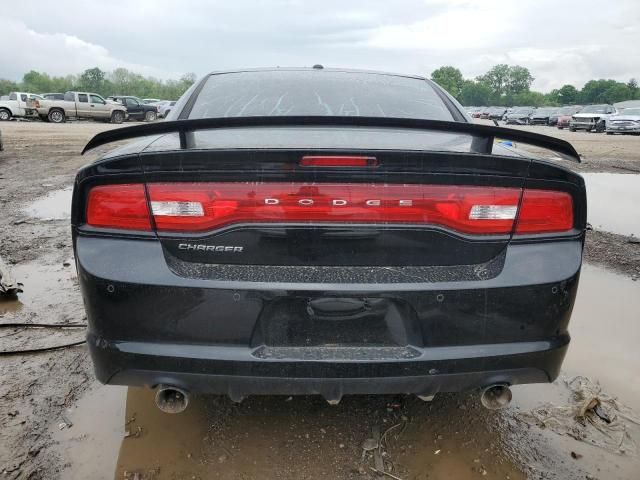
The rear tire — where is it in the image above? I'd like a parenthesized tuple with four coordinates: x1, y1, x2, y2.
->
(569, 127, 576, 132)
(595, 121, 606, 133)
(48, 109, 65, 123)
(0, 108, 11, 121)
(144, 110, 157, 122)
(111, 110, 125, 124)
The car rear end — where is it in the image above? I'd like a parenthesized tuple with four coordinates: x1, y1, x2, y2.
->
(72, 69, 586, 403)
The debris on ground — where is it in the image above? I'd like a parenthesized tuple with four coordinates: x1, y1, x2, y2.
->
(516, 376, 640, 454)
(0, 256, 23, 295)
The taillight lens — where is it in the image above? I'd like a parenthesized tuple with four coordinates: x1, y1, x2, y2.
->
(515, 189, 573, 234)
(147, 183, 522, 234)
(86, 184, 151, 230)
(84, 183, 574, 236)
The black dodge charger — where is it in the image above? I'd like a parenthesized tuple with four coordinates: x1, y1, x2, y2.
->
(73, 68, 585, 412)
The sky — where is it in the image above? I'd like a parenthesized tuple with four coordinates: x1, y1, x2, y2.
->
(1, 0, 639, 92)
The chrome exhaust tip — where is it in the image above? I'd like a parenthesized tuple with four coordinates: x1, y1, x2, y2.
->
(154, 385, 190, 414)
(480, 384, 512, 410)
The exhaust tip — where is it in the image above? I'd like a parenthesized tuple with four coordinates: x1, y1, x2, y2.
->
(155, 385, 189, 414)
(480, 384, 512, 410)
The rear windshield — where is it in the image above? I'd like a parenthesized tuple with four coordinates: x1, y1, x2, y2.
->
(188, 70, 455, 121)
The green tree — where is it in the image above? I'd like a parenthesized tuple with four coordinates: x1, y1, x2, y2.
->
(505, 66, 534, 95)
(459, 80, 491, 106)
(555, 84, 579, 104)
(601, 84, 632, 103)
(511, 90, 546, 107)
(476, 64, 510, 97)
(0, 79, 20, 95)
(22, 71, 54, 93)
(579, 79, 620, 103)
(430, 66, 464, 98)
(627, 78, 638, 99)
(78, 67, 107, 93)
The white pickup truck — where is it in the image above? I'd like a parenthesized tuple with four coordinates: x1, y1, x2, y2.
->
(0, 92, 41, 121)
(35, 91, 128, 123)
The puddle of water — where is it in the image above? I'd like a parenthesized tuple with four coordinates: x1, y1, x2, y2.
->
(52, 386, 126, 480)
(109, 389, 526, 480)
(2, 259, 77, 312)
(582, 173, 640, 237)
(55, 263, 640, 480)
(0, 296, 23, 315)
(24, 187, 73, 220)
(563, 263, 640, 408)
(0, 258, 82, 350)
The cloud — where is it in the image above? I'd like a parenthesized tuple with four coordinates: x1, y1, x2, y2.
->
(364, 3, 519, 50)
(1, 0, 639, 92)
(0, 18, 176, 80)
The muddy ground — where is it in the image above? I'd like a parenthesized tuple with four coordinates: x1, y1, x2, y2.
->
(1, 121, 639, 480)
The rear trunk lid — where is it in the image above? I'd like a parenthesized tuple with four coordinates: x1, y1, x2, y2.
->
(138, 127, 532, 268)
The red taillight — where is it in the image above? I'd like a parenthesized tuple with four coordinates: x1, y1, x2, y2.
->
(515, 190, 573, 234)
(300, 156, 378, 167)
(84, 183, 574, 236)
(86, 184, 151, 231)
(147, 183, 522, 234)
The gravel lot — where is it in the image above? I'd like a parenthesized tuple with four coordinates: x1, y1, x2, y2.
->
(1, 120, 639, 480)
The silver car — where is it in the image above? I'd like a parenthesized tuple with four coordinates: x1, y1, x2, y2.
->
(158, 100, 176, 118)
(606, 107, 640, 135)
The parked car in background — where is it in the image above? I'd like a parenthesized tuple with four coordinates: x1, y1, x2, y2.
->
(488, 106, 507, 120)
(107, 96, 158, 121)
(0, 92, 39, 121)
(471, 107, 487, 118)
(148, 100, 170, 114)
(142, 98, 162, 104)
(158, 101, 176, 118)
(505, 107, 535, 125)
(479, 107, 494, 119)
(35, 91, 127, 123)
(606, 107, 640, 135)
(613, 100, 640, 112)
(550, 106, 583, 127)
(75, 67, 585, 410)
(569, 104, 616, 132)
(530, 107, 558, 125)
(501, 108, 514, 121)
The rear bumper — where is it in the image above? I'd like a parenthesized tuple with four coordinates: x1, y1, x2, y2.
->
(76, 236, 583, 397)
(89, 334, 568, 400)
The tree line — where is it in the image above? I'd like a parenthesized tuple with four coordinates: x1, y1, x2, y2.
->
(430, 64, 639, 106)
(3, 64, 638, 107)
(0, 67, 197, 101)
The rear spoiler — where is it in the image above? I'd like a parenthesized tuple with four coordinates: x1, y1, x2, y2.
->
(82, 116, 581, 162)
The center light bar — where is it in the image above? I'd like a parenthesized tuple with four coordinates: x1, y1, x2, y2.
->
(146, 182, 522, 234)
